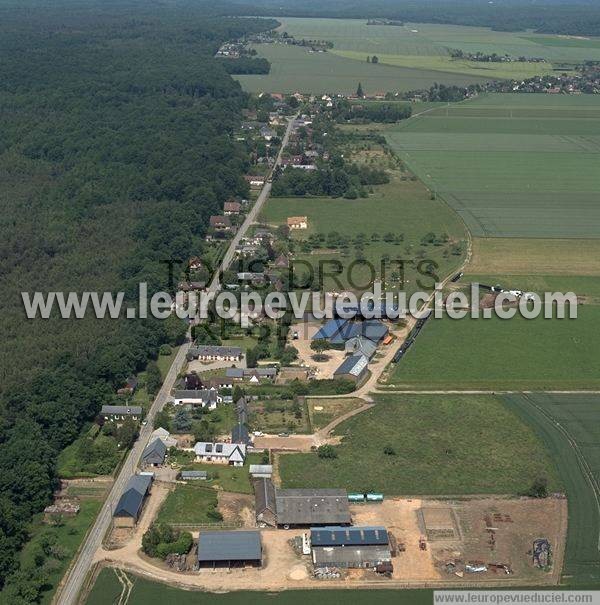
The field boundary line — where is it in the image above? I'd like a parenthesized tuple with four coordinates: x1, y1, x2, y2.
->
(521, 393, 600, 552)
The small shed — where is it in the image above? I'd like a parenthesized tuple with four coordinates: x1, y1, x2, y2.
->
(249, 465, 273, 479)
(180, 470, 208, 481)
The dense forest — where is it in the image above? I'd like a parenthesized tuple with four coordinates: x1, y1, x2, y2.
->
(0, 0, 275, 600)
(247, 0, 600, 36)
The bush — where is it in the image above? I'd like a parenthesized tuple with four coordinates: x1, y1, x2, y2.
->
(159, 344, 172, 356)
(317, 445, 338, 459)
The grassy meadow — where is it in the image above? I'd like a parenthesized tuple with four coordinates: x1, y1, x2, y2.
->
(386, 306, 600, 390)
(85, 568, 434, 604)
(235, 42, 489, 95)
(505, 393, 600, 584)
(275, 18, 600, 65)
(260, 178, 467, 294)
(386, 94, 600, 238)
(279, 393, 560, 495)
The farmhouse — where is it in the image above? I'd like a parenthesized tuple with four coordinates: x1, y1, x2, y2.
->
(275, 488, 351, 527)
(333, 354, 369, 383)
(226, 367, 277, 382)
(172, 389, 221, 409)
(116, 376, 138, 396)
(245, 175, 265, 188)
(197, 530, 262, 569)
(310, 526, 392, 569)
(254, 478, 277, 527)
(209, 215, 231, 231)
(193, 441, 246, 466)
(187, 345, 243, 362)
(113, 474, 152, 527)
(223, 200, 242, 215)
(100, 405, 142, 422)
(141, 438, 167, 467)
(287, 216, 308, 230)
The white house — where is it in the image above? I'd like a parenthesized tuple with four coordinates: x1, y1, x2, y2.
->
(193, 442, 247, 466)
(173, 388, 221, 409)
(187, 345, 243, 362)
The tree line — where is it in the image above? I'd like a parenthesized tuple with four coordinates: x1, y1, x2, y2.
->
(0, 1, 275, 600)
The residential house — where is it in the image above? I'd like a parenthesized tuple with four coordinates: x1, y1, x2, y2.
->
(173, 388, 221, 409)
(244, 175, 265, 188)
(209, 215, 231, 231)
(141, 438, 167, 467)
(287, 216, 308, 230)
(260, 125, 276, 141)
(188, 256, 203, 271)
(226, 367, 277, 382)
(116, 376, 138, 396)
(187, 345, 243, 362)
(100, 405, 142, 422)
(224, 200, 242, 215)
(193, 441, 247, 466)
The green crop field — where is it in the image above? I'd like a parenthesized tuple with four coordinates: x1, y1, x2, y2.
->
(279, 393, 560, 495)
(386, 94, 600, 238)
(260, 178, 467, 294)
(504, 393, 600, 585)
(386, 306, 600, 390)
(469, 238, 600, 276)
(85, 568, 434, 604)
(275, 18, 600, 65)
(234, 43, 489, 95)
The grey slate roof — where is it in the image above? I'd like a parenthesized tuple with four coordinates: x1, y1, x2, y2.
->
(254, 478, 276, 515)
(113, 474, 152, 519)
(101, 405, 142, 416)
(275, 488, 350, 526)
(197, 531, 262, 562)
(181, 470, 208, 480)
(231, 423, 251, 445)
(188, 345, 242, 359)
(344, 336, 377, 359)
(142, 438, 167, 465)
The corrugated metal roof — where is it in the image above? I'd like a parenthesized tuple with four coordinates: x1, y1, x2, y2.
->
(197, 531, 261, 561)
(113, 474, 152, 519)
(311, 526, 389, 547)
(312, 544, 392, 566)
(275, 489, 350, 526)
(334, 354, 368, 377)
(313, 318, 348, 340)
